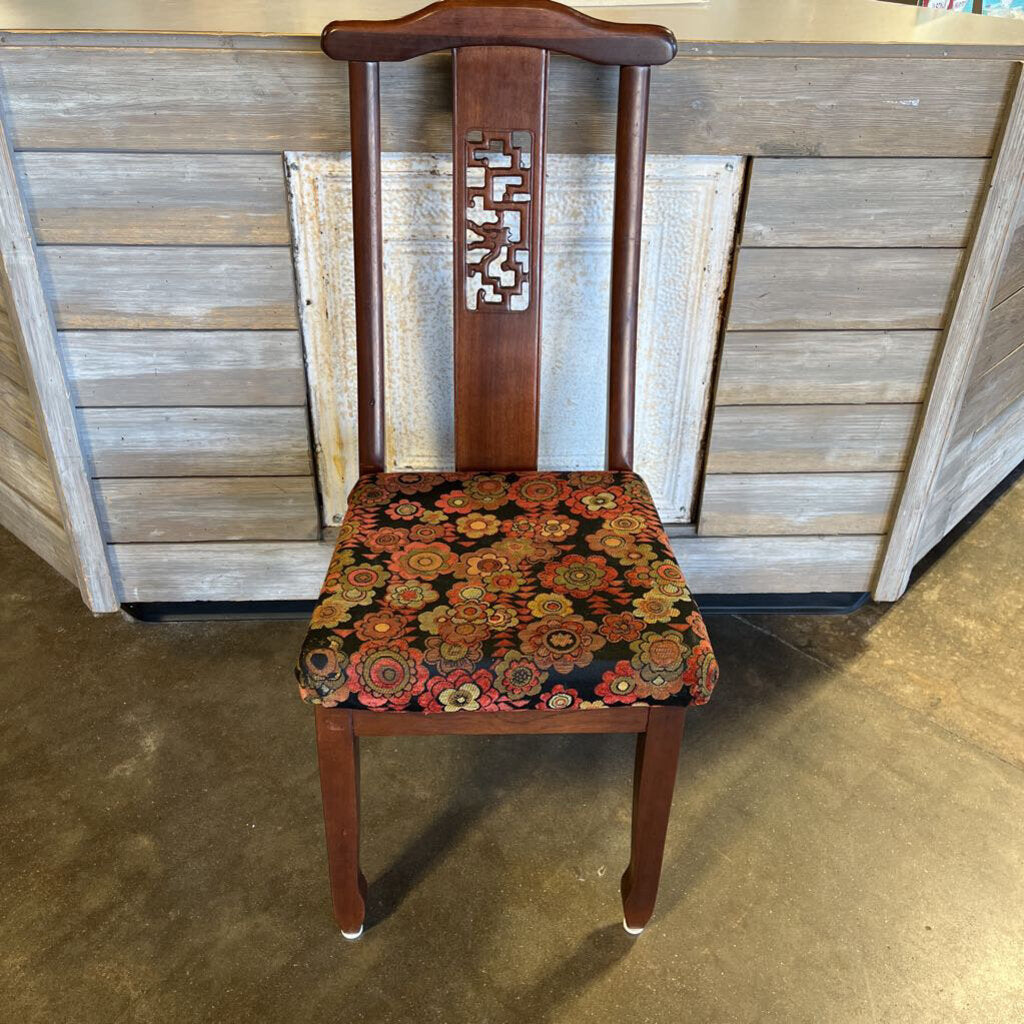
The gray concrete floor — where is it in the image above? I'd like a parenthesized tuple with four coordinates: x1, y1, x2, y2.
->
(1, 479, 1022, 1024)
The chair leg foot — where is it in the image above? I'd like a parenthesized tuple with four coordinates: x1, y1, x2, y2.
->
(620, 707, 685, 932)
(315, 708, 367, 937)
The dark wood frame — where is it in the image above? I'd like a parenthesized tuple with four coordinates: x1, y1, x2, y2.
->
(314, 0, 682, 939)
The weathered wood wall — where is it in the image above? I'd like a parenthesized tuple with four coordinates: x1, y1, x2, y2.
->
(0, 38, 1020, 600)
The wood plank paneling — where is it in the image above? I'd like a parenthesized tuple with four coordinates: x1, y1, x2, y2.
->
(0, 427, 60, 519)
(716, 331, 940, 405)
(742, 158, 988, 247)
(78, 407, 313, 478)
(36, 247, 298, 330)
(0, 374, 45, 458)
(973, 284, 1024, 377)
(107, 540, 332, 601)
(61, 331, 306, 407)
(699, 472, 901, 536)
(994, 218, 1024, 305)
(728, 249, 962, 331)
(0, 308, 24, 384)
(0, 48, 1013, 157)
(16, 153, 290, 245)
(674, 535, 885, 593)
(93, 477, 319, 542)
(0, 475, 75, 581)
(956, 339, 1024, 439)
(706, 404, 920, 473)
(105, 533, 885, 602)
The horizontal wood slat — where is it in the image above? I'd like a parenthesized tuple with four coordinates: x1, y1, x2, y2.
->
(0, 48, 1013, 157)
(742, 158, 988, 247)
(105, 533, 885, 602)
(78, 407, 313, 478)
(706, 404, 920, 473)
(716, 331, 940, 405)
(0, 426, 60, 519)
(16, 152, 290, 245)
(36, 247, 298, 330)
(0, 474, 75, 582)
(93, 476, 320, 542)
(728, 249, 963, 331)
(974, 284, 1024, 377)
(61, 331, 306, 407)
(0, 374, 45, 458)
(955, 339, 1024, 440)
(699, 472, 901, 536)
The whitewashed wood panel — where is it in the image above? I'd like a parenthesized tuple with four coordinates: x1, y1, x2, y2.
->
(0, 374, 45, 458)
(728, 249, 963, 331)
(742, 158, 988, 247)
(956, 340, 1024, 439)
(973, 284, 1024, 377)
(994, 220, 1024, 305)
(716, 331, 940, 405)
(0, 48, 1012, 156)
(93, 477, 319, 542)
(0, 306, 24, 384)
(706, 404, 920, 473)
(36, 247, 298, 330)
(106, 533, 884, 601)
(699, 472, 901, 536)
(288, 152, 742, 526)
(16, 153, 290, 245)
(61, 331, 306, 407)
(0, 427, 60, 519)
(0, 475, 75, 582)
(78, 407, 313, 478)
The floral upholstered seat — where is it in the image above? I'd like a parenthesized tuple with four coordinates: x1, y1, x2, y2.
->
(297, 470, 717, 713)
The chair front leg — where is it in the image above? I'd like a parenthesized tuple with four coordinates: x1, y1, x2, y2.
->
(621, 706, 685, 934)
(315, 707, 368, 939)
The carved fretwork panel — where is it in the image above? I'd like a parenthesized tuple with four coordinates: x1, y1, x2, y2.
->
(464, 129, 534, 312)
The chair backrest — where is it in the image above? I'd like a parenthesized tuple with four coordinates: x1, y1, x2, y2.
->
(321, 0, 677, 474)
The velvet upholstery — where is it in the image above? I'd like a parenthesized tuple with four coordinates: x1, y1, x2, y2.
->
(297, 471, 717, 712)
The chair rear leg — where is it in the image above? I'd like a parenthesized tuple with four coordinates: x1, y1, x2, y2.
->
(621, 706, 685, 934)
(315, 707, 368, 939)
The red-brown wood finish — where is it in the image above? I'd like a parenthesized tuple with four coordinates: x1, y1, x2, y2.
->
(314, 0, 685, 936)
(322, 0, 676, 66)
(348, 61, 387, 473)
(453, 45, 548, 470)
(315, 707, 369, 935)
(621, 707, 686, 931)
(607, 64, 651, 473)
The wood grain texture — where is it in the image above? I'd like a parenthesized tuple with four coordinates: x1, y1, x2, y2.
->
(0, 374, 44, 458)
(705, 404, 920, 474)
(0, 48, 1013, 157)
(61, 331, 306, 407)
(0, 425, 60, 518)
(104, 532, 885, 601)
(699, 472, 901, 536)
(36, 247, 298, 330)
(93, 476, 320, 543)
(994, 218, 1024, 305)
(955, 338, 1024, 439)
(741, 158, 988, 247)
(16, 153, 290, 245)
(78, 407, 313, 478)
(0, 114, 116, 609)
(0, 304, 25, 384)
(352, 707, 650, 735)
(0, 474, 75, 582)
(973, 284, 1024, 377)
(675, 534, 885, 593)
(716, 331, 940, 405)
(875, 64, 1024, 601)
(728, 249, 962, 331)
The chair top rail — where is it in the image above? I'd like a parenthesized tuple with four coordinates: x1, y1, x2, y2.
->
(321, 0, 677, 66)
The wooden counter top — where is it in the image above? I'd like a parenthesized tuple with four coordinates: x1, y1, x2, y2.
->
(3, 0, 1024, 55)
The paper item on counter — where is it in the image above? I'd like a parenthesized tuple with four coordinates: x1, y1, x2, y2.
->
(982, 0, 1024, 17)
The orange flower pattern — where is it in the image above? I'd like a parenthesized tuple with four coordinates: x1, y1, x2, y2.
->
(297, 471, 718, 712)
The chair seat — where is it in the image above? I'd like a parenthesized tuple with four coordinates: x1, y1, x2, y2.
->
(297, 470, 717, 712)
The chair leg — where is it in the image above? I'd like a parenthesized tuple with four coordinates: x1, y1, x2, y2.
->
(314, 707, 368, 939)
(621, 706, 686, 934)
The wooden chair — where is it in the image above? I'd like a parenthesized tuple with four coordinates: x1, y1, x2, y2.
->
(298, 0, 719, 939)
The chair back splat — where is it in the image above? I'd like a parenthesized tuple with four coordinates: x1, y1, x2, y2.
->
(320, 0, 677, 473)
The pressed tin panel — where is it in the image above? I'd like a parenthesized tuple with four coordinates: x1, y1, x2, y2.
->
(287, 151, 743, 526)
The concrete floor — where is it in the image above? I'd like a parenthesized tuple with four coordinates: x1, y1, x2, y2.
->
(1, 480, 1022, 1024)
